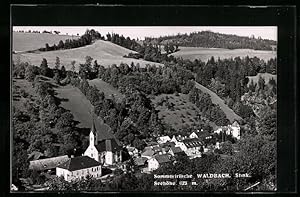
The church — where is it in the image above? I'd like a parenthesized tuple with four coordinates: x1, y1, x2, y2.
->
(84, 119, 123, 166)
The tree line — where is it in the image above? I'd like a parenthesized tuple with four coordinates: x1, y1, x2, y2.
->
(39, 29, 104, 52)
(145, 31, 277, 50)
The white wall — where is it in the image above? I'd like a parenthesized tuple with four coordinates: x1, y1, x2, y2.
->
(148, 158, 159, 171)
(56, 165, 102, 182)
(84, 145, 99, 162)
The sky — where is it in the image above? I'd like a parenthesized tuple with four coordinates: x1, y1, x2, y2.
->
(13, 26, 277, 41)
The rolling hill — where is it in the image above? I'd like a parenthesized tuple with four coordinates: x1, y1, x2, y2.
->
(13, 36, 163, 69)
(13, 32, 79, 52)
(194, 81, 242, 123)
(170, 46, 276, 62)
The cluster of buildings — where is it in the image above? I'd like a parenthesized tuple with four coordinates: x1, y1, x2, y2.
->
(28, 119, 124, 182)
(27, 118, 241, 184)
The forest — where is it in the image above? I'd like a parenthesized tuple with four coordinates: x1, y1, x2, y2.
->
(144, 31, 277, 50)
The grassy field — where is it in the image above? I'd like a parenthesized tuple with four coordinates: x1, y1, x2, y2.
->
(170, 46, 277, 62)
(194, 81, 242, 123)
(247, 73, 277, 86)
(152, 93, 216, 131)
(88, 79, 124, 102)
(13, 39, 163, 70)
(54, 84, 114, 139)
(13, 32, 79, 52)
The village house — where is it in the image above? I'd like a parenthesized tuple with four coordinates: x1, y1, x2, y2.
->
(147, 154, 171, 172)
(84, 120, 123, 165)
(29, 155, 69, 173)
(56, 156, 102, 182)
(168, 146, 184, 157)
(214, 120, 241, 140)
(157, 136, 171, 144)
(176, 138, 204, 158)
(189, 131, 199, 139)
(126, 146, 139, 157)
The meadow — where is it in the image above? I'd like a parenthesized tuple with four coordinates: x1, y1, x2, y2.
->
(13, 39, 163, 70)
(88, 79, 124, 102)
(152, 93, 217, 131)
(171, 46, 277, 62)
(247, 73, 277, 86)
(13, 32, 79, 52)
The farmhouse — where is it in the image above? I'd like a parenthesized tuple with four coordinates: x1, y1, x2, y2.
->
(168, 146, 184, 156)
(84, 120, 123, 165)
(56, 156, 101, 182)
(214, 121, 241, 140)
(148, 154, 171, 172)
(157, 136, 171, 144)
(176, 138, 204, 158)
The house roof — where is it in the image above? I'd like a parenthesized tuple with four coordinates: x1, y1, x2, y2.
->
(29, 155, 69, 171)
(162, 141, 175, 148)
(134, 157, 148, 166)
(170, 147, 183, 154)
(157, 136, 171, 142)
(182, 138, 203, 148)
(95, 138, 122, 153)
(91, 116, 115, 142)
(154, 154, 171, 164)
(232, 121, 240, 127)
(141, 149, 155, 157)
(57, 156, 101, 171)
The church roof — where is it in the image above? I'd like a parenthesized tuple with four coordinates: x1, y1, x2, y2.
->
(90, 115, 122, 146)
(57, 156, 101, 171)
(95, 138, 122, 153)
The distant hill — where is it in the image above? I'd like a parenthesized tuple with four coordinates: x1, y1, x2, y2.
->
(13, 39, 163, 69)
(13, 32, 80, 52)
(145, 31, 277, 50)
(170, 47, 276, 62)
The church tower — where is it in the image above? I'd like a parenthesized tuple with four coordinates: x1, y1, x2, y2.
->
(90, 118, 98, 146)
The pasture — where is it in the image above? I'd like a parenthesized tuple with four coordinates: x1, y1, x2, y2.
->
(194, 81, 242, 123)
(247, 73, 277, 86)
(152, 93, 216, 131)
(170, 46, 277, 62)
(88, 79, 124, 102)
(13, 39, 163, 70)
(13, 32, 79, 52)
(54, 85, 113, 138)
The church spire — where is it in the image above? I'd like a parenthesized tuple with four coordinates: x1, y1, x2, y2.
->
(89, 106, 97, 135)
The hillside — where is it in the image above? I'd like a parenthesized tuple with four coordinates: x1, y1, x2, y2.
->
(146, 30, 277, 50)
(194, 81, 242, 123)
(247, 73, 277, 86)
(152, 93, 217, 131)
(88, 79, 124, 102)
(170, 47, 276, 62)
(13, 39, 163, 69)
(13, 32, 79, 52)
(54, 84, 114, 139)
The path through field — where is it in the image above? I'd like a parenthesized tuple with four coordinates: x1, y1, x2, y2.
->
(194, 81, 242, 123)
